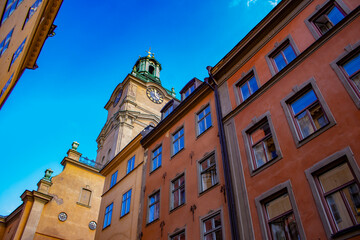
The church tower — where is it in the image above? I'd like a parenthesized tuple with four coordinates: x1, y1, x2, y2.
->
(95, 50, 175, 165)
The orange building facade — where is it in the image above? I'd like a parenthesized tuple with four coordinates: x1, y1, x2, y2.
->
(0, 0, 62, 109)
(210, 0, 360, 239)
(140, 78, 232, 240)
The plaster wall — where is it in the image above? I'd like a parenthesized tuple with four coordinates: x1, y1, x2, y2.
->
(33, 163, 104, 240)
(95, 143, 144, 240)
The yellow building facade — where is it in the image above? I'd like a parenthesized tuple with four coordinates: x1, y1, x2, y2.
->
(0, 143, 104, 240)
(0, 0, 62, 109)
(95, 134, 145, 240)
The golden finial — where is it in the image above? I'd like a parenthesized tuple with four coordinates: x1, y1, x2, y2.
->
(147, 47, 152, 57)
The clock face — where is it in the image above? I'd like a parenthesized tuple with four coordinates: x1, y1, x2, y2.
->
(58, 212, 67, 222)
(113, 90, 122, 106)
(146, 87, 164, 104)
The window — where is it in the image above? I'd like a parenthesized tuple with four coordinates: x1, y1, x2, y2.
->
(184, 85, 195, 98)
(171, 174, 185, 210)
(172, 127, 184, 156)
(199, 153, 218, 192)
(289, 89, 329, 139)
(103, 203, 113, 229)
(281, 79, 336, 147)
(148, 191, 160, 223)
(79, 188, 91, 206)
(272, 43, 297, 72)
(247, 121, 278, 169)
(23, 0, 42, 28)
(0, 29, 13, 57)
(126, 156, 135, 174)
(242, 112, 282, 174)
(235, 70, 260, 103)
(342, 53, 360, 95)
(255, 181, 305, 240)
(1, 0, 24, 24)
(266, 36, 299, 76)
(317, 163, 360, 232)
(110, 171, 117, 188)
(265, 194, 300, 239)
(331, 44, 360, 108)
(170, 230, 185, 240)
(197, 105, 212, 136)
(305, 147, 360, 238)
(202, 212, 223, 240)
(121, 189, 132, 217)
(313, 5, 344, 34)
(9, 38, 26, 69)
(151, 145, 162, 172)
(0, 74, 13, 98)
(163, 105, 173, 118)
(306, 0, 350, 39)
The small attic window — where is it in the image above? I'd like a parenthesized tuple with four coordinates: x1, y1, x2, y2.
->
(184, 85, 195, 98)
(149, 65, 155, 75)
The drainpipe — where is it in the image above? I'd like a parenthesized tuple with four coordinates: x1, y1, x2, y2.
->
(205, 66, 240, 240)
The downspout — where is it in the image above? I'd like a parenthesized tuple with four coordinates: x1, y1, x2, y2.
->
(205, 66, 240, 240)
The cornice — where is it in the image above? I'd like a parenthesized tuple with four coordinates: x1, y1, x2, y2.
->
(141, 83, 213, 148)
(24, 0, 63, 69)
(101, 134, 142, 175)
(212, 0, 313, 84)
(61, 157, 101, 174)
(222, 7, 360, 123)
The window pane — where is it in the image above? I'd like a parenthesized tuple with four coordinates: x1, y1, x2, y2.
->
(291, 90, 317, 115)
(351, 72, 360, 92)
(296, 111, 315, 138)
(270, 213, 299, 240)
(309, 104, 328, 129)
(274, 53, 287, 71)
(264, 137, 278, 161)
(205, 114, 212, 129)
(266, 194, 292, 220)
(249, 76, 259, 93)
(241, 83, 251, 100)
(283, 45, 296, 64)
(327, 192, 354, 231)
(343, 54, 360, 76)
(344, 184, 360, 223)
(250, 122, 270, 143)
(204, 218, 213, 232)
(253, 143, 266, 168)
(270, 221, 286, 240)
(318, 163, 354, 193)
(199, 120, 205, 134)
(327, 6, 344, 25)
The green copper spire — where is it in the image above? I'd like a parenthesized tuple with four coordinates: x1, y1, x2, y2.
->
(131, 47, 162, 84)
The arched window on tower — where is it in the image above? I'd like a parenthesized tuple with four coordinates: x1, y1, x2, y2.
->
(149, 65, 155, 75)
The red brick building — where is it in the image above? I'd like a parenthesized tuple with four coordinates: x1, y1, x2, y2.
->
(209, 0, 360, 239)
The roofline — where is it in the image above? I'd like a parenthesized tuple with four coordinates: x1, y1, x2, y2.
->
(211, 0, 312, 83)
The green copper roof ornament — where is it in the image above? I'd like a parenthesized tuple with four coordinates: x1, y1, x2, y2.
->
(43, 168, 53, 182)
(72, 141, 79, 151)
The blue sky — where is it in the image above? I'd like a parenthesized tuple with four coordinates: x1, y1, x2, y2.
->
(0, 0, 277, 215)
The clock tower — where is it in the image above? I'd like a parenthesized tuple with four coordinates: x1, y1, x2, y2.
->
(95, 50, 176, 165)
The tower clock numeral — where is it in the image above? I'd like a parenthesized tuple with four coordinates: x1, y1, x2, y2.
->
(146, 87, 163, 104)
